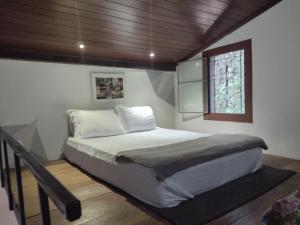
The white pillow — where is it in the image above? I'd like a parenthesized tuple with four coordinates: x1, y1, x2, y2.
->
(67, 109, 125, 138)
(115, 105, 156, 133)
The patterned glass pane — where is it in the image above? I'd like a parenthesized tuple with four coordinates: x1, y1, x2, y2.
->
(209, 50, 245, 114)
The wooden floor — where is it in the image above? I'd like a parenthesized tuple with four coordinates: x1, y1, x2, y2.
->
(10, 154, 300, 225)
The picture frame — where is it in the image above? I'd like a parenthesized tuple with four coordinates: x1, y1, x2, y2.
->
(90, 72, 125, 104)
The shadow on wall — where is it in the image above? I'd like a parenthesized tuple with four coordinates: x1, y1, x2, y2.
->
(146, 70, 175, 106)
(2, 120, 48, 163)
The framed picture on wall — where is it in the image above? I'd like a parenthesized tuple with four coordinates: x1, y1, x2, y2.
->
(91, 72, 125, 104)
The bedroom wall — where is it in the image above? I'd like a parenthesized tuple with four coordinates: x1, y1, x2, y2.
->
(175, 0, 300, 159)
(0, 59, 175, 161)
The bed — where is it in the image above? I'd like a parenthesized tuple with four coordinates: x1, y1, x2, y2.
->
(64, 127, 264, 208)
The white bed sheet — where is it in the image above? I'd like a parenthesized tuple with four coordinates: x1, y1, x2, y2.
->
(65, 128, 264, 208)
(67, 128, 209, 163)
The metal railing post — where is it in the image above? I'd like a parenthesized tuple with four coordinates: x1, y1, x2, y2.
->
(38, 184, 51, 225)
(14, 153, 26, 225)
(0, 136, 4, 188)
(3, 139, 13, 210)
(0, 127, 81, 224)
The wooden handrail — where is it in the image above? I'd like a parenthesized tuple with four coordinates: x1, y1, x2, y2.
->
(0, 127, 81, 223)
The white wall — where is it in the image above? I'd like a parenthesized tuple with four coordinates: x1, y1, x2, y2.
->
(175, 0, 300, 159)
(0, 59, 175, 160)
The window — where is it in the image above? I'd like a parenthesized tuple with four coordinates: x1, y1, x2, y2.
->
(203, 39, 252, 122)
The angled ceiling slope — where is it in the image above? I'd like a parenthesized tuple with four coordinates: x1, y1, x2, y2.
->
(0, 0, 281, 71)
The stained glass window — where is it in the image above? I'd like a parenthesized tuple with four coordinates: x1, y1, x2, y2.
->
(209, 50, 245, 114)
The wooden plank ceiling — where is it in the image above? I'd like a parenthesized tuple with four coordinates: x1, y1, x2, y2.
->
(0, 0, 281, 71)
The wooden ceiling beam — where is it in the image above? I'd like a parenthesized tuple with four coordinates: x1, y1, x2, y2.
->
(0, 47, 177, 71)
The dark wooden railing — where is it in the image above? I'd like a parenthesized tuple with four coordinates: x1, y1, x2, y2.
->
(0, 127, 81, 225)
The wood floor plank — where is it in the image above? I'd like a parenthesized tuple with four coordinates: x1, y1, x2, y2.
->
(26, 192, 155, 225)
(20, 154, 300, 225)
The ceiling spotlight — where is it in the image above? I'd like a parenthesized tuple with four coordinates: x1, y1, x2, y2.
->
(77, 42, 85, 49)
(149, 52, 155, 58)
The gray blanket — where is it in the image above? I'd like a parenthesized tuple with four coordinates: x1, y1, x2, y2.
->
(116, 134, 268, 181)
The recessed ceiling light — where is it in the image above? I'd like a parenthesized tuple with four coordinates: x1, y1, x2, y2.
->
(77, 42, 85, 49)
(149, 52, 155, 58)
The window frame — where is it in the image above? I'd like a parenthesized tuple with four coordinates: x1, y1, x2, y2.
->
(202, 39, 253, 123)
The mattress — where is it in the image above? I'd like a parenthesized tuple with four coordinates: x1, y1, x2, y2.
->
(67, 128, 209, 163)
(65, 128, 263, 208)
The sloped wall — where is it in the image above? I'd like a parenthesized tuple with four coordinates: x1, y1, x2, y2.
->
(175, 0, 300, 159)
